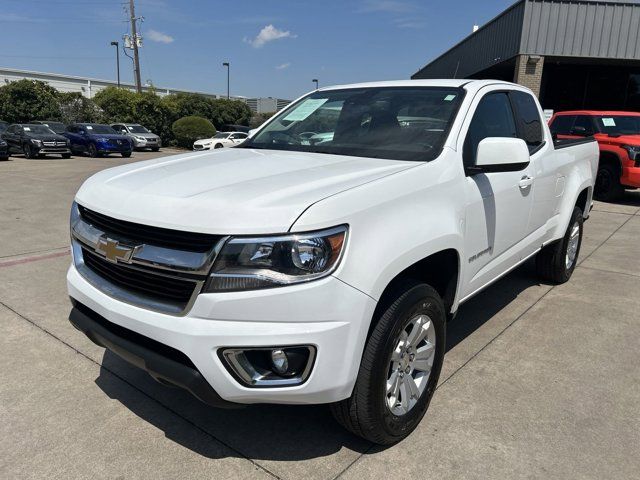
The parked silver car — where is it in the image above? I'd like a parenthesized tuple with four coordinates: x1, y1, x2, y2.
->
(111, 123, 161, 151)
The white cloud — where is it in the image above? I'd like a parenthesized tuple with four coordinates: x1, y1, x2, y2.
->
(275, 62, 291, 70)
(359, 0, 416, 13)
(147, 29, 174, 44)
(244, 24, 297, 48)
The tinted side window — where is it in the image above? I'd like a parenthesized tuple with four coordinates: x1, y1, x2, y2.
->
(572, 116, 595, 136)
(550, 115, 576, 135)
(463, 92, 518, 166)
(511, 91, 543, 151)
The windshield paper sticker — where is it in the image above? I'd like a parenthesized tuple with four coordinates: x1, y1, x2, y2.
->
(602, 118, 616, 127)
(283, 98, 328, 122)
(444, 94, 456, 101)
(86, 125, 93, 130)
(23, 127, 30, 131)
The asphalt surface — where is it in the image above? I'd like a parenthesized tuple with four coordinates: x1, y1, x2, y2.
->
(1, 150, 639, 479)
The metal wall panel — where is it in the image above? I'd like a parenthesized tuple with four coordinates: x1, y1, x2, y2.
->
(412, 1, 526, 79)
(521, 0, 640, 58)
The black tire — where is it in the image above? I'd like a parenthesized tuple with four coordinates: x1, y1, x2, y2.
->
(331, 282, 446, 445)
(23, 143, 35, 159)
(62, 154, 71, 159)
(88, 143, 100, 158)
(0, 156, 9, 161)
(536, 206, 583, 284)
(594, 163, 623, 202)
(214, 143, 224, 149)
(151, 147, 159, 152)
(121, 152, 132, 158)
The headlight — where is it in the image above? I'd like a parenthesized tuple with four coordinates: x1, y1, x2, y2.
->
(204, 225, 347, 292)
(31, 139, 43, 147)
(623, 145, 640, 161)
(0, 139, 6, 146)
(135, 136, 146, 141)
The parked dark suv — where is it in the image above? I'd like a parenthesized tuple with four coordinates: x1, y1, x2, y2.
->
(1, 124, 71, 158)
(64, 123, 132, 158)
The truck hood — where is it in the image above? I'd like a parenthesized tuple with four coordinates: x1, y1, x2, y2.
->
(75, 148, 416, 234)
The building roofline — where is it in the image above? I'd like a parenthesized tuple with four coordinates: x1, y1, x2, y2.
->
(412, 0, 526, 78)
(0, 66, 234, 98)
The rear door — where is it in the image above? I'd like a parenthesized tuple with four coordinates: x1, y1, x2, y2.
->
(460, 89, 536, 298)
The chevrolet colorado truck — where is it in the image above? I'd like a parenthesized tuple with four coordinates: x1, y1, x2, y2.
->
(67, 80, 598, 445)
(549, 110, 640, 201)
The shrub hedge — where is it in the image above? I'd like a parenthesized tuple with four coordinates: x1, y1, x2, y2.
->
(0, 81, 254, 147)
(172, 116, 216, 148)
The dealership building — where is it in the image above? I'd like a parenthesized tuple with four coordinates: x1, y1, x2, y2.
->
(412, 0, 640, 112)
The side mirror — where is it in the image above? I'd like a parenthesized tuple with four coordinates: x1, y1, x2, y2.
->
(570, 126, 587, 136)
(467, 137, 530, 175)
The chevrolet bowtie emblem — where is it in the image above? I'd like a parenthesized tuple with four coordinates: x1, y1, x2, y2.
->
(95, 236, 138, 264)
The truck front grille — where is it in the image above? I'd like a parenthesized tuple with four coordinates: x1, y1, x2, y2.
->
(82, 248, 197, 308)
(72, 203, 224, 315)
(78, 205, 219, 252)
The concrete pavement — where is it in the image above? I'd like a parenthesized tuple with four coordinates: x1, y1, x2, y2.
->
(1, 152, 639, 479)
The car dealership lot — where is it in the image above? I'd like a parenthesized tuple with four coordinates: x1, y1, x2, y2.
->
(1, 152, 639, 479)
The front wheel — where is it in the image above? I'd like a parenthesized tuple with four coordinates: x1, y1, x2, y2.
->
(536, 206, 583, 284)
(87, 143, 100, 158)
(121, 152, 132, 158)
(214, 143, 224, 149)
(151, 147, 159, 152)
(23, 143, 36, 159)
(62, 154, 71, 159)
(331, 282, 445, 445)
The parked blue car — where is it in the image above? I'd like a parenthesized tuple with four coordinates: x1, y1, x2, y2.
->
(64, 123, 132, 158)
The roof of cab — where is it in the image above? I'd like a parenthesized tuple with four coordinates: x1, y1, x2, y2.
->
(317, 79, 521, 92)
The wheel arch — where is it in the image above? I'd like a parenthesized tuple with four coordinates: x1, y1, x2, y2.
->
(367, 248, 460, 340)
(599, 150, 623, 177)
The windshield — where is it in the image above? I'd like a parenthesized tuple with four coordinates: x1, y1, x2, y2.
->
(243, 87, 464, 161)
(24, 125, 55, 135)
(128, 125, 150, 134)
(41, 122, 66, 134)
(85, 124, 117, 134)
(214, 132, 230, 138)
(595, 116, 640, 135)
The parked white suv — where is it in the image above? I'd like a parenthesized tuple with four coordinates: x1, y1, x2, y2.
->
(68, 80, 597, 444)
(193, 131, 248, 150)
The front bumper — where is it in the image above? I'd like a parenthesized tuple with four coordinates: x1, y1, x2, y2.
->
(622, 165, 640, 188)
(193, 144, 211, 151)
(132, 138, 161, 149)
(67, 264, 375, 405)
(96, 142, 132, 154)
(36, 147, 70, 155)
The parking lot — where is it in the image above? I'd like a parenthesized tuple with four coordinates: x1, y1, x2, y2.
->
(1, 151, 639, 480)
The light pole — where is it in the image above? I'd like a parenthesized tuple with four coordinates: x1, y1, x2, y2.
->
(222, 62, 230, 99)
(312, 78, 319, 90)
(110, 41, 120, 87)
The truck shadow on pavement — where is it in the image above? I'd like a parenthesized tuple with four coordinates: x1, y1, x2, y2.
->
(94, 259, 542, 461)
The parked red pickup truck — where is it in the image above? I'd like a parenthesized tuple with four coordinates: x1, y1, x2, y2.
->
(549, 111, 640, 201)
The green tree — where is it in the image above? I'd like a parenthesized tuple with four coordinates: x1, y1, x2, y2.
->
(172, 116, 216, 148)
(92, 86, 137, 123)
(0, 79, 61, 123)
(58, 92, 102, 124)
(209, 99, 252, 127)
(133, 92, 177, 145)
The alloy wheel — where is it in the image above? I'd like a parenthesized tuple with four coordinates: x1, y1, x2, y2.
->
(385, 314, 436, 416)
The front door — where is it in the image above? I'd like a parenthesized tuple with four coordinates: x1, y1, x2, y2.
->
(460, 91, 535, 299)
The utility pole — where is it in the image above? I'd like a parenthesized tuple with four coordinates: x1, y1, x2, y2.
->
(110, 41, 120, 87)
(222, 62, 230, 99)
(129, 0, 142, 93)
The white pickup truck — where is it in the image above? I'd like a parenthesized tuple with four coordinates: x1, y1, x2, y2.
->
(67, 80, 598, 445)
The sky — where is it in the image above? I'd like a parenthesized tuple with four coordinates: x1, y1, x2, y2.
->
(0, 0, 516, 100)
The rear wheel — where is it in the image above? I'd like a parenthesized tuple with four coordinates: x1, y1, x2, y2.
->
(88, 143, 100, 158)
(331, 282, 445, 445)
(121, 152, 132, 158)
(594, 163, 623, 201)
(214, 143, 224, 149)
(536, 206, 583, 284)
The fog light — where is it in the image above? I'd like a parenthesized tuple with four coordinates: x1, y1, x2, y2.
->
(270, 349, 289, 375)
(219, 345, 316, 388)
